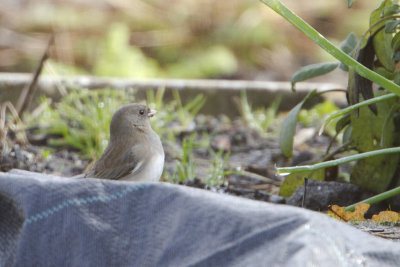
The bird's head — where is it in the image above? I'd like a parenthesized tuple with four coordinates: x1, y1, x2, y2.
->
(109, 103, 156, 139)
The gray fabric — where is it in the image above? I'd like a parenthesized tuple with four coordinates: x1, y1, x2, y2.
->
(0, 170, 400, 267)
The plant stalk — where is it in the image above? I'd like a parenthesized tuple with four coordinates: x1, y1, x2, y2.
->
(260, 0, 400, 96)
(276, 147, 400, 174)
(345, 186, 400, 211)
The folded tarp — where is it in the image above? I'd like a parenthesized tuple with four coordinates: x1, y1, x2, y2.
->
(0, 170, 399, 267)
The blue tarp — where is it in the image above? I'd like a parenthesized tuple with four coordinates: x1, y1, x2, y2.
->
(1, 170, 399, 267)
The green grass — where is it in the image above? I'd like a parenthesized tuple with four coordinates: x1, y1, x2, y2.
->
(166, 134, 239, 187)
(27, 87, 253, 187)
(239, 90, 280, 135)
(206, 150, 235, 188)
(28, 86, 206, 160)
(167, 135, 197, 183)
(27, 88, 133, 159)
(147, 88, 206, 138)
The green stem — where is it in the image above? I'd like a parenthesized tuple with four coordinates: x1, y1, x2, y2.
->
(345, 186, 400, 211)
(260, 0, 400, 96)
(276, 147, 400, 174)
(330, 93, 397, 119)
(320, 93, 398, 134)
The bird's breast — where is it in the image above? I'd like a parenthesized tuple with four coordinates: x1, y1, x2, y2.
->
(146, 151, 165, 181)
(124, 150, 164, 182)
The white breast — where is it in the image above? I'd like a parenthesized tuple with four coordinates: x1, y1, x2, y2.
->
(123, 151, 164, 182)
(145, 152, 165, 181)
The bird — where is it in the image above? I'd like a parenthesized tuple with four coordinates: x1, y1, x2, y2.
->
(84, 103, 164, 182)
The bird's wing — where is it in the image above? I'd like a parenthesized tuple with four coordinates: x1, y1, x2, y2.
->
(86, 145, 146, 180)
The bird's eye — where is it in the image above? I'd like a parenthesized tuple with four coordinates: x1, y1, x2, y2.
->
(139, 109, 145, 115)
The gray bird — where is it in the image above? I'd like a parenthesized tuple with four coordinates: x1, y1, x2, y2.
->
(84, 103, 164, 181)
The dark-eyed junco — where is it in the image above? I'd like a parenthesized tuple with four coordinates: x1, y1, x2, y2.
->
(84, 103, 164, 182)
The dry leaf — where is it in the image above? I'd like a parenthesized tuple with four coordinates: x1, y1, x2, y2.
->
(372, 211, 400, 223)
(328, 203, 370, 222)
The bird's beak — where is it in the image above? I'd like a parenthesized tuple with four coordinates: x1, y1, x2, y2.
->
(148, 108, 157, 117)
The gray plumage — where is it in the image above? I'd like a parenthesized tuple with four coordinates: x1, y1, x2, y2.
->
(84, 103, 164, 181)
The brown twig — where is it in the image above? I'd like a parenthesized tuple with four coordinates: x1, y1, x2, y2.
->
(301, 177, 308, 208)
(327, 205, 348, 222)
(16, 34, 54, 117)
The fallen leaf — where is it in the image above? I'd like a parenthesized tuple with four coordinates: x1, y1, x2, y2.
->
(328, 203, 370, 222)
(372, 211, 400, 223)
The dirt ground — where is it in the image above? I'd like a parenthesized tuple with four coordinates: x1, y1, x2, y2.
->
(0, 112, 336, 202)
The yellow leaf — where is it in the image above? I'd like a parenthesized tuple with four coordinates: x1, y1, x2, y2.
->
(328, 203, 370, 222)
(372, 211, 400, 223)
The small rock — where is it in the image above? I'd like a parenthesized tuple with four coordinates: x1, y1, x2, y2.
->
(287, 179, 362, 211)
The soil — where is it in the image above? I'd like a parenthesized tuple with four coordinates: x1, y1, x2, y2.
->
(2, 113, 400, 240)
(0, 113, 333, 202)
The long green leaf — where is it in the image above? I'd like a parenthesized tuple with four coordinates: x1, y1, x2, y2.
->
(346, 186, 400, 211)
(340, 32, 358, 55)
(279, 90, 318, 157)
(320, 93, 398, 134)
(339, 33, 358, 71)
(259, 0, 400, 96)
(370, 0, 395, 72)
(276, 147, 400, 174)
(291, 62, 339, 90)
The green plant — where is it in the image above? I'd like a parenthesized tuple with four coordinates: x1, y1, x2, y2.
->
(239, 90, 281, 135)
(298, 100, 339, 137)
(27, 85, 204, 163)
(167, 135, 197, 183)
(147, 88, 206, 136)
(298, 101, 338, 127)
(173, 90, 206, 128)
(165, 45, 238, 78)
(39, 148, 52, 160)
(261, 0, 400, 202)
(167, 133, 238, 188)
(93, 23, 161, 78)
(260, 0, 400, 95)
(146, 87, 177, 138)
(206, 150, 237, 188)
(28, 88, 133, 159)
